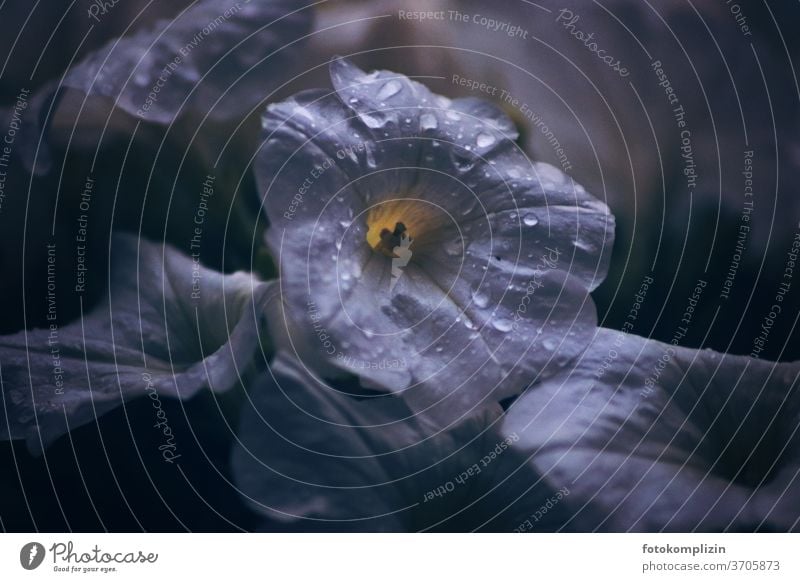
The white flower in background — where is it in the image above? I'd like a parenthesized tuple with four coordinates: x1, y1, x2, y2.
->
(233, 340, 800, 531)
(497, 328, 800, 531)
(0, 235, 272, 451)
(12, 0, 311, 174)
(257, 59, 615, 423)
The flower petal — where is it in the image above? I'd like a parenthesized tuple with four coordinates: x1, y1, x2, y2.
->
(0, 234, 272, 452)
(499, 328, 800, 531)
(232, 352, 502, 531)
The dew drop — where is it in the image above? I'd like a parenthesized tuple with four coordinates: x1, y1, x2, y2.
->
(476, 133, 496, 148)
(446, 110, 462, 121)
(420, 113, 438, 130)
(471, 289, 490, 308)
(451, 150, 475, 172)
(492, 318, 513, 333)
(542, 338, 557, 351)
(523, 214, 539, 227)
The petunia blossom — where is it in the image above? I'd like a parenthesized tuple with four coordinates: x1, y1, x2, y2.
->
(257, 59, 615, 424)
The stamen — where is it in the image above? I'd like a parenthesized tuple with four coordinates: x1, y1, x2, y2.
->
(365, 199, 441, 256)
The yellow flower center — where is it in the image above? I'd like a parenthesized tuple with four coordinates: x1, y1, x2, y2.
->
(365, 199, 442, 257)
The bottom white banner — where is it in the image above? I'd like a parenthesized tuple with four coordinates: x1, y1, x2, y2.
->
(0, 534, 797, 581)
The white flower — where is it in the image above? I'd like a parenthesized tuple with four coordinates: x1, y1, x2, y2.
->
(234, 336, 800, 531)
(257, 59, 615, 424)
(499, 328, 800, 531)
(0, 235, 272, 451)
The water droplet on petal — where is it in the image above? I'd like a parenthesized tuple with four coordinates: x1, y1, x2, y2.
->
(446, 110, 462, 121)
(420, 113, 438, 130)
(476, 133, 496, 148)
(451, 150, 475, 172)
(523, 214, 539, 227)
(471, 289, 490, 308)
(492, 318, 513, 333)
(377, 80, 402, 101)
(542, 338, 557, 351)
